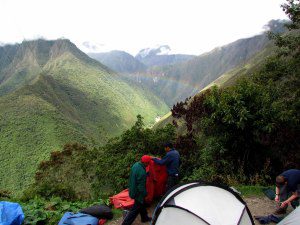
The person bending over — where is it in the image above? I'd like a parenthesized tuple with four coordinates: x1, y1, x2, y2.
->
(274, 169, 300, 215)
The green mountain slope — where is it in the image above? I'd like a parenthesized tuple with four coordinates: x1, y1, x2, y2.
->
(146, 33, 271, 106)
(149, 21, 288, 106)
(154, 42, 277, 130)
(0, 39, 169, 193)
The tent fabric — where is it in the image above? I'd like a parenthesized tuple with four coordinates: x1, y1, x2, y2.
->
(58, 212, 99, 225)
(239, 209, 254, 224)
(277, 206, 300, 225)
(109, 189, 134, 209)
(152, 181, 254, 225)
(145, 160, 168, 203)
(160, 182, 198, 205)
(155, 206, 208, 225)
(0, 201, 24, 225)
(110, 161, 167, 209)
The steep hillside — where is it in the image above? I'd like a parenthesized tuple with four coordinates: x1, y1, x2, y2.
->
(139, 33, 272, 106)
(0, 39, 169, 193)
(88, 50, 147, 73)
(0, 41, 43, 95)
(154, 42, 277, 130)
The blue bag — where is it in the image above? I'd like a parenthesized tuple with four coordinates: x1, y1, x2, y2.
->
(0, 201, 24, 225)
(262, 188, 275, 200)
(58, 212, 99, 225)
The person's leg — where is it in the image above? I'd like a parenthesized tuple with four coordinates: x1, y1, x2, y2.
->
(122, 200, 141, 225)
(290, 185, 300, 209)
(166, 176, 178, 191)
(140, 202, 151, 222)
(291, 198, 299, 209)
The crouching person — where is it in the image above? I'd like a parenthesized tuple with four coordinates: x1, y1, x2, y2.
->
(122, 155, 152, 225)
(274, 169, 300, 215)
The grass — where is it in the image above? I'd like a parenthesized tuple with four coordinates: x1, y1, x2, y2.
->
(235, 185, 274, 197)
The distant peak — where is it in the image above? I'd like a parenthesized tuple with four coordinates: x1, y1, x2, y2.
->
(136, 45, 172, 58)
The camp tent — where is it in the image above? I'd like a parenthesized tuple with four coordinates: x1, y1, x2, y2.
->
(151, 181, 254, 225)
(277, 206, 300, 225)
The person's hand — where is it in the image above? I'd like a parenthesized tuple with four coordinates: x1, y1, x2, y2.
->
(280, 200, 289, 208)
(275, 195, 280, 202)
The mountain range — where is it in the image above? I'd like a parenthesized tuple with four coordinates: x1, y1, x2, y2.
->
(89, 20, 285, 107)
(0, 20, 286, 194)
(0, 39, 169, 192)
(88, 45, 195, 74)
(114, 33, 271, 106)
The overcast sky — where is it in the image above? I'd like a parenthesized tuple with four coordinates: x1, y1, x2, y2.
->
(0, 0, 287, 56)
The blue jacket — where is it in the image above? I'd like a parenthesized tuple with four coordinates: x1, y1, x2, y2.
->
(153, 149, 180, 176)
(281, 169, 300, 193)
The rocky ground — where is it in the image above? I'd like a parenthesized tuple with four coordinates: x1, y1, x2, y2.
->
(107, 196, 292, 225)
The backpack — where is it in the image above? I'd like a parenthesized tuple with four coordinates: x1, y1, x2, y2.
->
(80, 204, 113, 220)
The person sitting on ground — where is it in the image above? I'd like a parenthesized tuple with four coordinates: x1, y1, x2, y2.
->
(152, 142, 180, 191)
(274, 169, 300, 215)
(122, 155, 152, 225)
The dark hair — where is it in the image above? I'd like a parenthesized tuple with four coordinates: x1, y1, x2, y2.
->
(276, 175, 286, 187)
(164, 142, 173, 148)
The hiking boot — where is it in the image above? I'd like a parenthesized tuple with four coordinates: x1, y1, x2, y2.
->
(141, 217, 152, 223)
(273, 207, 286, 215)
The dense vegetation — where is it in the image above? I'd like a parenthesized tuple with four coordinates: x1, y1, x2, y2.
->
(170, 0, 300, 184)
(24, 115, 175, 201)
(0, 115, 175, 224)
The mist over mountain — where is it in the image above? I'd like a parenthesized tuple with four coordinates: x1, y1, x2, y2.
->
(136, 45, 172, 58)
(135, 45, 195, 67)
(0, 39, 169, 192)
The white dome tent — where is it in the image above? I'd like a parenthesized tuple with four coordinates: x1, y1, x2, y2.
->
(277, 206, 300, 225)
(151, 181, 254, 225)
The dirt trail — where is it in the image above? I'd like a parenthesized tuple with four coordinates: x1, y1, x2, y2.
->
(107, 196, 292, 225)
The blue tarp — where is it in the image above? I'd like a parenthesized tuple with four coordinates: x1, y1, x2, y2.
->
(0, 201, 24, 225)
(58, 212, 99, 225)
